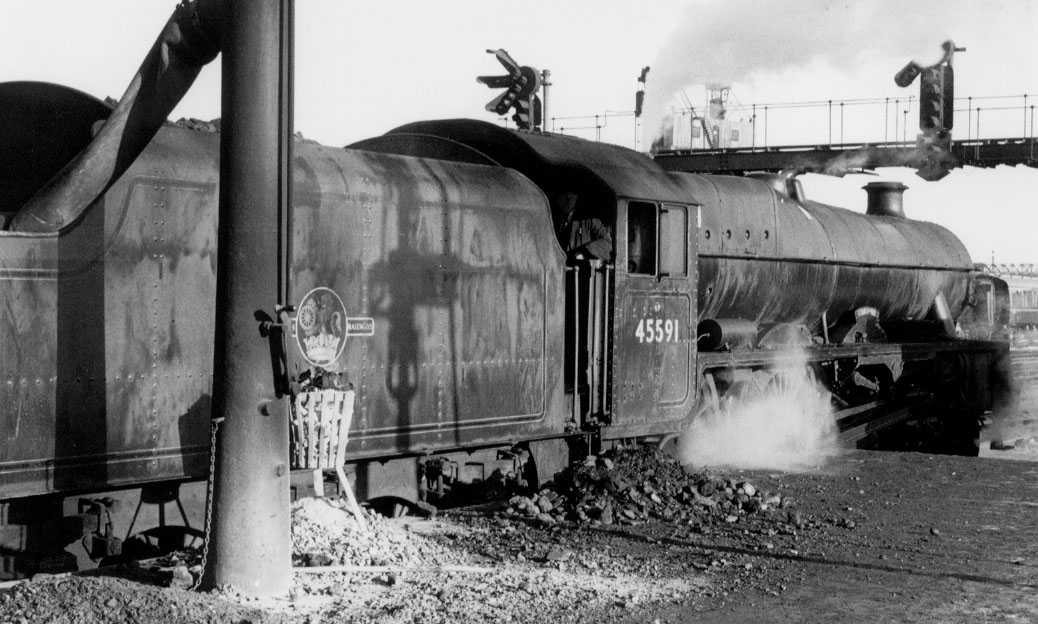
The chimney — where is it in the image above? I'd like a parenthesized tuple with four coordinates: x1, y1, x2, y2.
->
(863, 181, 907, 218)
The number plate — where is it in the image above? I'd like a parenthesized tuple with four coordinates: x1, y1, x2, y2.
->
(634, 317, 681, 344)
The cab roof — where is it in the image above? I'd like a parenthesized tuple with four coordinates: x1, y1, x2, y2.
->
(355, 118, 695, 206)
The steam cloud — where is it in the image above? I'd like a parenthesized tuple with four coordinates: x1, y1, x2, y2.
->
(677, 351, 838, 471)
(643, 0, 1028, 147)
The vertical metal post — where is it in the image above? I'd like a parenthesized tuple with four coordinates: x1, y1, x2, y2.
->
(884, 97, 889, 142)
(827, 99, 832, 144)
(571, 264, 581, 421)
(1030, 106, 1035, 161)
(894, 98, 899, 141)
(277, 0, 294, 304)
(207, 0, 293, 596)
(587, 260, 601, 417)
(967, 97, 972, 140)
(764, 106, 768, 148)
(839, 102, 844, 144)
(601, 265, 612, 416)
(541, 69, 551, 132)
(975, 107, 982, 160)
(751, 104, 756, 148)
(1024, 94, 1028, 137)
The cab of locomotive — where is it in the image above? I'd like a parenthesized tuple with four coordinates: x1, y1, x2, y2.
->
(359, 119, 703, 439)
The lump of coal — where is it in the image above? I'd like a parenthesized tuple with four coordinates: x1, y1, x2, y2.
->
(512, 446, 793, 528)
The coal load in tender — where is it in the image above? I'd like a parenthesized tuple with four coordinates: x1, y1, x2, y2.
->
(505, 446, 790, 527)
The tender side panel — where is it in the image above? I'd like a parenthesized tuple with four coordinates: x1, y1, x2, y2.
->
(0, 235, 59, 497)
(290, 146, 567, 457)
(0, 126, 218, 498)
(101, 173, 217, 488)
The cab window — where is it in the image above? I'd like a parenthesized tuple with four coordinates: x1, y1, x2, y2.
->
(627, 201, 688, 277)
(659, 204, 687, 276)
(627, 201, 657, 275)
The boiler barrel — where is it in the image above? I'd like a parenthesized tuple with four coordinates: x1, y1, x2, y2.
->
(679, 174, 973, 333)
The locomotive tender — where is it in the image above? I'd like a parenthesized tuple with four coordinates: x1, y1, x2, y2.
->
(0, 77, 1010, 512)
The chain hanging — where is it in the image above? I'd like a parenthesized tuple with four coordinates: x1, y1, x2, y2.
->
(190, 415, 223, 591)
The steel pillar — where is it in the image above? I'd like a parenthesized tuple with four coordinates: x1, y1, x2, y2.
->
(206, 0, 293, 596)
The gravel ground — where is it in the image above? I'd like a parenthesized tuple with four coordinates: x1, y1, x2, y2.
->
(0, 575, 283, 624)
(0, 447, 811, 623)
(3, 441, 1038, 622)
(291, 497, 460, 568)
(659, 451, 1038, 623)
(980, 350, 1038, 462)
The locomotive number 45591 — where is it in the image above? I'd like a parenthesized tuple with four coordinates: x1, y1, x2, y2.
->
(634, 318, 681, 344)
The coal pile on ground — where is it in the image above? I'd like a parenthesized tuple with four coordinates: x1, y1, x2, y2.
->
(8, 450, 1033, 622)
(504, 445, 792, 528)
(291, 497, 461, 568)
(0, 447, 819, 624)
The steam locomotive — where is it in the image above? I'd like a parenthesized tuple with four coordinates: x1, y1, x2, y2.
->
(0, 76, 1011, 522)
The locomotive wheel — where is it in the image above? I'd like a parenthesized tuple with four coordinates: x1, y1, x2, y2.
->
(766, 367, 830, 408)
(693, 367, 788, 421)
(690, 369, 771, 425)
(122, 525, 206, 560)
(691, 372, 723, 422)
(366, 495, 436, 518)
(689, 367, 833, 438)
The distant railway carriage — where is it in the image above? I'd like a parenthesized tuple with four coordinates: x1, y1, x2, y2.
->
(973, 264, 1038, 349)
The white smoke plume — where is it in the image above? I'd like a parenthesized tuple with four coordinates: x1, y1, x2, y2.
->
(643, 0, 1034, 147)
(677, 351, 839, 471)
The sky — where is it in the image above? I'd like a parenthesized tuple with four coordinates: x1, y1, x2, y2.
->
(3, 0, 1037, 263)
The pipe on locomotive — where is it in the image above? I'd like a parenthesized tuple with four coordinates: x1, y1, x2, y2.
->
(6, 0, 225, 233)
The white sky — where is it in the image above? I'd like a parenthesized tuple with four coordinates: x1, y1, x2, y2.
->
(3, 0, 1037, 263)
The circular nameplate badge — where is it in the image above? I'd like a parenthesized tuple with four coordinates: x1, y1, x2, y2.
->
(294, 287, 375, 368)
(295, 287, 349, 368)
